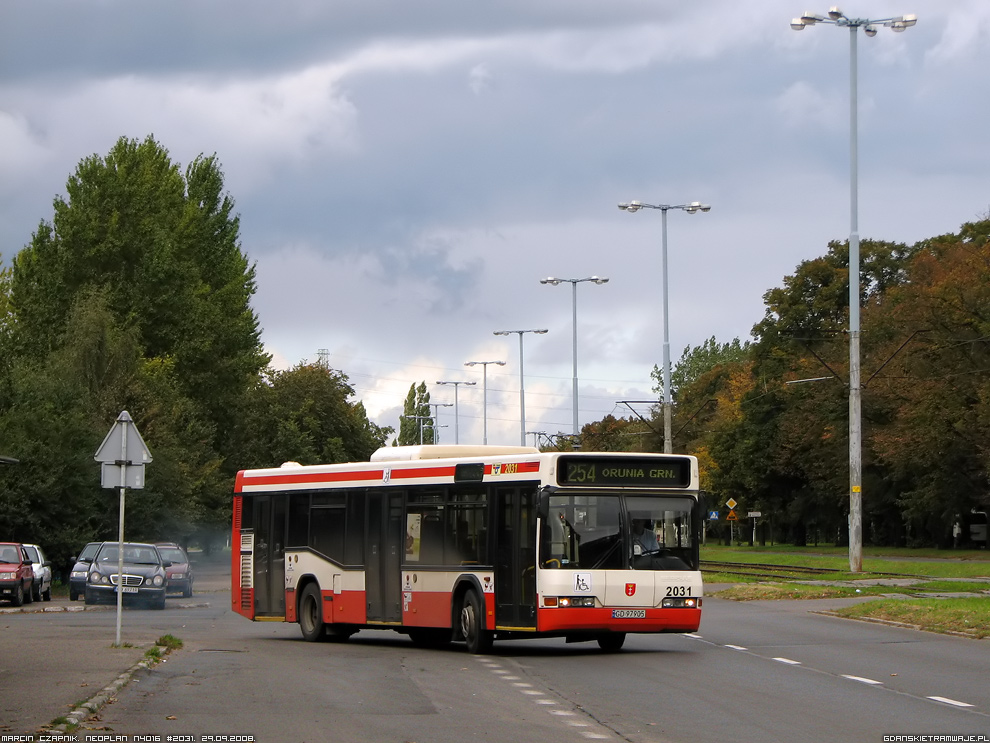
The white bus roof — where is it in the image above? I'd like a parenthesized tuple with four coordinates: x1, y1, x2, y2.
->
(370, 445, 540, 462)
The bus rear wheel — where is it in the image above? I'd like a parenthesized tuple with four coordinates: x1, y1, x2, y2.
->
(299, 584, 326, 642)
(597, 632, 626, 652)
(460, 591, 493, 654)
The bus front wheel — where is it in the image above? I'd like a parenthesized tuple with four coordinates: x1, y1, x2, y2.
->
(597, 632, 626, 652)
(460, 591, 493, 654)
(299, 584, 326, 642)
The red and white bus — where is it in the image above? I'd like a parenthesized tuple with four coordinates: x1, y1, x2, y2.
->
(232, 445, 704, 652)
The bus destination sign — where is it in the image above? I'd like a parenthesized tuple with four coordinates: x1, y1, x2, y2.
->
(556, 455, 692, 488)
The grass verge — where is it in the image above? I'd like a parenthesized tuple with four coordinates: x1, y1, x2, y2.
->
(703, 545, 990, 638)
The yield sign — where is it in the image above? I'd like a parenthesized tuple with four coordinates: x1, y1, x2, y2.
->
(94, 410, 152, 466)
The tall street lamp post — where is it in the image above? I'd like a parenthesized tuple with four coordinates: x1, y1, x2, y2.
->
(435, 380, 476, 445)
(617, 200, 710, 454)
(464, 360, 505, 445)
(428, 402, 453, 444)
(791, 7, 917, 573)
(540, 276, 609, 439)
(494, 328, 549, 446)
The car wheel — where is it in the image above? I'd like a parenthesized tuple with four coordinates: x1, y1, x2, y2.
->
(32, 583, 41, 602)
(84, 588, 95, 605)
(70, 588, 79, 601)
(11, 583, 24, 607)
(43, 585, 51, 601)
(183, 583, 192, 598)
(22, 582, 33, 604)
(153, 593, 166, 610)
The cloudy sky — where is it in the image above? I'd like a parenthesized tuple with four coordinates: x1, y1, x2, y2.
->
(2, 1, 987, 449)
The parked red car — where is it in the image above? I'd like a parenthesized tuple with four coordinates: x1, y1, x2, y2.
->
(0, 542, 35, 606)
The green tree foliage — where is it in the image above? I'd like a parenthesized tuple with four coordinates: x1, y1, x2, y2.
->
(397, 382, 433, 445)
(8, 135, 269, 456)
(579, 415, 653, 452)
(236, 361, 392, 467)
(0, 289, 223, 567)
(0, 136, 382, 567)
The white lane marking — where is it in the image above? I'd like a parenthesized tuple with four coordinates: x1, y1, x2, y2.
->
(773, 657, 801, 665)
(581, 734, 610, 739)
(521, 689, 544, 695)
(513, 682, 532, 687)
(550, 710, 577, 716)
(500, 675, 521, 680)
(842, 674, 882, 685)
(928, 696, 974, 708)
(725, 644, 747, 651)
(683, 633, 703, 639)
(535, 699, 557, 705)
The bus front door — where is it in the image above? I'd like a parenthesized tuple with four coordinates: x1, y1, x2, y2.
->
(366, 490, 403, 623)
(494, 486, 537, 629)
(250, 494, 287, 618)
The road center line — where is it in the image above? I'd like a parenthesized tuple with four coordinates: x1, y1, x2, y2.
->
(928, 696, 974, 708)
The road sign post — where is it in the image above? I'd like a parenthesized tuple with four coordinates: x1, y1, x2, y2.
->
(94, 410, 152, 646)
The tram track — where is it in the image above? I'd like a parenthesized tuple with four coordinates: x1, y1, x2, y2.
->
(699, 560, 924, 581)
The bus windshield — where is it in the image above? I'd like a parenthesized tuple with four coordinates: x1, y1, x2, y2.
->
(541, 493, 697, 571)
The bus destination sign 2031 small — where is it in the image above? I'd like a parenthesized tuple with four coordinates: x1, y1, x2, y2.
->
(556, 456, 692, 488)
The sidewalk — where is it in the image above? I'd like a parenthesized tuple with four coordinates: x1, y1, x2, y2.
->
(0, 552, 229, 735)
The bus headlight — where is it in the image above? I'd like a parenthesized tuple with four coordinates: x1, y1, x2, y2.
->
(661, 597, 701, 609)
(554, 596, 596, 608)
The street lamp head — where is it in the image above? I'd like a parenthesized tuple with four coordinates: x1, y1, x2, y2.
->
(619, 200, 643, 213)
(493, 331, 509, 336)
(864, 24, 877, 36)
(541, 277, 562, 286)
(684, 201, 712, 214)
(591, 276, 609, 285)
(827, 7, 843, 20)
(535, 329, 549, 334)
(791, 17, 807, 30)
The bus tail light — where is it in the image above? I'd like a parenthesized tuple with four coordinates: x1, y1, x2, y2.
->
(661, 597, 701, 609)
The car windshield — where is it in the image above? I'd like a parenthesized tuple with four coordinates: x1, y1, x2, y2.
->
(98, 545, 161, 565)
(0, 546, 20, 563)
(157, 547, 186, 563)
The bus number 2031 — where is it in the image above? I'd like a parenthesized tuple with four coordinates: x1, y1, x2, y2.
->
(665, 586, 693, 597)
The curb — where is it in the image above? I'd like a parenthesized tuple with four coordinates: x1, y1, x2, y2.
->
(815, 609, 986, 639)
(45, 644, 179, 734)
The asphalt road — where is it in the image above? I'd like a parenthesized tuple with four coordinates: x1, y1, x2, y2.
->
(4, 559, 990, 741)
(0, 551, 230, 735)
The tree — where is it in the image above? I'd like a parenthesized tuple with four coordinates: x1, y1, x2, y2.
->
(0, 135, 269, 561)
(8, 135, 269, 459)
(237, 362, 392, 468)
(397, 382, 433, 445)
(0, 289, 223, 568)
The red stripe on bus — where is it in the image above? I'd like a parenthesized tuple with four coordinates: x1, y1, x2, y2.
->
(237, 469, 385, 489)
(235, 460, 542, 492)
